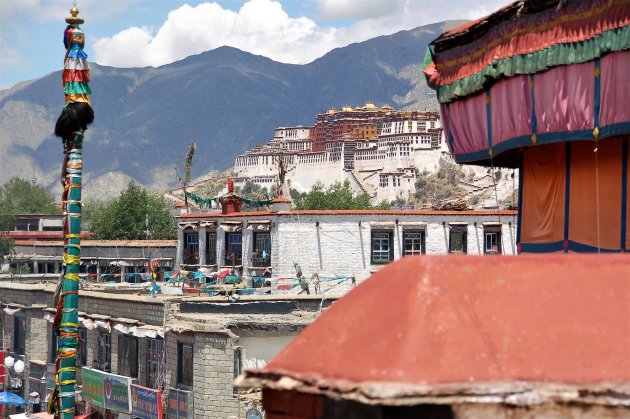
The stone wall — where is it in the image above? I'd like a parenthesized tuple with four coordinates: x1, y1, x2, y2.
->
(78, 293, 164, 326)
(192, 332, 240, 418)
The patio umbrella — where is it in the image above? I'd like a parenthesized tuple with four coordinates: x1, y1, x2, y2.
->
(0, 392, 27, 406)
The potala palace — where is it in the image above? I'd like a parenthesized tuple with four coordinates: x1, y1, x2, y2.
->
(234, 103, 449, 203)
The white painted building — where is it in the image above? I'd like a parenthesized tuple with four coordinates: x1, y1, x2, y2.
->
(176, 208, 518, 295)
(234, 110, 447, 204)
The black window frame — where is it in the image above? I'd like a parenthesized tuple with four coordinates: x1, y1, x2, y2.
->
(77, 327, 87, 367)
(145, 338, 165, 390)
(13, 315, 26, 355)
(94, 330, 111, 372)
(484, 228, 502, 254)
(252, 232, 271, 267)
(183, 231, 199, 265)
(402, 230, 426, 256)
(225, 232, 243, 266)
(371, 230, 394, 264)
(117, 334, 139, 379)
(206, 230, 217, 265)
(177, 341, 193, 389)
(448, 226, 468, 254)
(49, 328, 58, 363)
(233, 347, 243, 395)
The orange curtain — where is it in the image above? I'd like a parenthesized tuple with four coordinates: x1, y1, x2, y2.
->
(626, 139, 630, 251)
(520, 136, 629, 252)
(569, 139, 623, 251)
(520, 143, 566, 245)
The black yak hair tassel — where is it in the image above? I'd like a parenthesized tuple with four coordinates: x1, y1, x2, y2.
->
(54, 101, 94, 140)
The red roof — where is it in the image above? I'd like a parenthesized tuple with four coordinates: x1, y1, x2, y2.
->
(179, 209, 517, 218)
(2, 231, 93, 240)
(245, 255, 630, 404)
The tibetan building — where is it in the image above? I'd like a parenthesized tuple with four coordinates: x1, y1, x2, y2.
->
(240, 1, 630, 418)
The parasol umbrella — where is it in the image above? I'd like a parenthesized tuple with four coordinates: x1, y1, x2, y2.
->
(0, 391, 27, 406)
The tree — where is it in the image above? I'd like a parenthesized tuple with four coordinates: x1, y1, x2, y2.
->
(90, 181, 176, 240)
(0, 177, 61, 266)
(294, 181, 375, 210)
(0, 177, 61, 215)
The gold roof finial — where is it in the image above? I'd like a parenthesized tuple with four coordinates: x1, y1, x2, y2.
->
(66, 2, 84, 25)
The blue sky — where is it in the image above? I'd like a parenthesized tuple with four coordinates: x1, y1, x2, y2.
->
(0, 0, 504, 90)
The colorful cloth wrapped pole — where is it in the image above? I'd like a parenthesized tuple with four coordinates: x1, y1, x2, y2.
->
(50, 5, 94, 419)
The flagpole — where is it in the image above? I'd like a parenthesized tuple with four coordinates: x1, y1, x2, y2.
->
(51, 5, 94, 418)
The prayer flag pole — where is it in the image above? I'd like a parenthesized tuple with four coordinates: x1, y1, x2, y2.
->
(51, 4, 94, 418)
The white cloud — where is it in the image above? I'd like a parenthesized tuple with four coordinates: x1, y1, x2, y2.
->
(94, 0, 339, 67)
(93, 0, 507, 69)
(318, 0, 404, 20)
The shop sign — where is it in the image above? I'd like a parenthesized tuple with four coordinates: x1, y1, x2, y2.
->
(103, 372, 132, 413)
(46, 363, 56, 390)
(130, 384, 162, 419)
(81, 367, 105, 407)
(168, 388, 192, 418)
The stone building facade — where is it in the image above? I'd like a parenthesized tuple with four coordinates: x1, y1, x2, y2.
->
(176, 209, 518, 293)
(0, 281, 331, 418)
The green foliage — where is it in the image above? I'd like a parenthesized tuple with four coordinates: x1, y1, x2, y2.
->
(90, 181, 176, 240)
(293, 181, 375, 210)
(375, 201, 392, 210)
(0, 236, 14, 267)
(495, 169, 503, 181)
(82, 199, 111, 231)
(236, 180, 267, 196)
(0, 177, 61, 216)
(290, 188, 306, 202)
(10, 263, 30, 275)
(415, 160, 465, 205)
(0, 176, 60, 264)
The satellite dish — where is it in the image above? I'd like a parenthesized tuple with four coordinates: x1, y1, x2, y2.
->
(246, 408, 263, 419)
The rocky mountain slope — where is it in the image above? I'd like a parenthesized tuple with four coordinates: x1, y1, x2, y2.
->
(0, 21, 464, 198)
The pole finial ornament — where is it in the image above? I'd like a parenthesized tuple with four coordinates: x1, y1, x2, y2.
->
(65, 5, 84, 25)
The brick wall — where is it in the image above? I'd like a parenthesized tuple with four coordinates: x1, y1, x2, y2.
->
(79, 294, 164, 325)
(0, 285, 53, 307)
(192, 332, 239, 418)
(137, 337, 147, 386)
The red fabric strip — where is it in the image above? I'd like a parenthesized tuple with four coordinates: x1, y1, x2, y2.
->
(427, 0, 630, 87)
(62, 69, 91, 83)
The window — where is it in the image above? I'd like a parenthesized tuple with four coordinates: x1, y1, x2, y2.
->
(77, 328, 87, 367)
(206, 231, 217, 265)
(449, 226, 468, 254)
(403, 231, 426, 256)
(146, 338, 165, 390)
(49, 329, 57, 362)
(183, 231, 199, 265)
(371, 231, 393, 264)
(233, 347, 243, 395)
(252, 232, 271, 267)
(177, 341, 193, 389)
(117, 335, 138, 378)
(94, 331, 111, 372)
(13, 315, 26, 355)
(484, 229, 502, 254)
(225, 232, 242, 266)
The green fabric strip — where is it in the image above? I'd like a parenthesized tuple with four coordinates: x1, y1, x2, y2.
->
(432, 25, 630, 103)
(63, 81, 92, 95)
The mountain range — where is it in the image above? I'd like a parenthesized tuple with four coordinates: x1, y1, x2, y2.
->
(0, 20, 463, 198)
